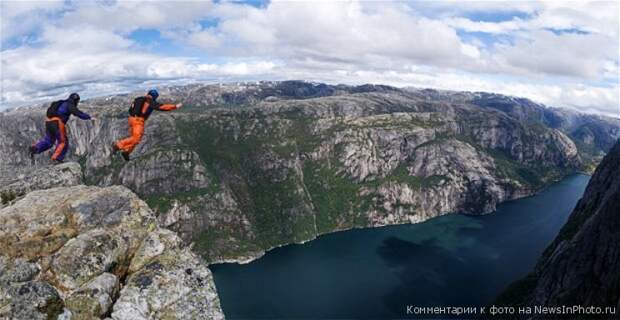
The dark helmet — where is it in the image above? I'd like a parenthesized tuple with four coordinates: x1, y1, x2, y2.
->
(147, 89, 159, 100)
(68, 93, 80, 104)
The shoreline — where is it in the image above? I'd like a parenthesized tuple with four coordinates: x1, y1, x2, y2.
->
(207, 172, 590, 267)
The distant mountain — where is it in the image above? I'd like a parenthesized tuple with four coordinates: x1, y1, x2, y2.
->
(1, 81, 619, 263)
(497, 139, 620, 318)
(406, 87, 619, 166)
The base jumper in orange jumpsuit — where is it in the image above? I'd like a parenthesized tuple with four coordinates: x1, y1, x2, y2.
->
(112, 89, 182, 161)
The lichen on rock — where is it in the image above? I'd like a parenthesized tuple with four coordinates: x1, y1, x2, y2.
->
(0, 163, 224, 319)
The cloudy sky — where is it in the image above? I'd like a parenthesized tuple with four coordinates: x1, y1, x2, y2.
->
(1, 0, 618, 117)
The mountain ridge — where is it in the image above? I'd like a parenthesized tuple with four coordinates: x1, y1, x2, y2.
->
(1, 81, 618, 263)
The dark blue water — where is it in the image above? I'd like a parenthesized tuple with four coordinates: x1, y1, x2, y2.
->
(210, 175, 589, 319)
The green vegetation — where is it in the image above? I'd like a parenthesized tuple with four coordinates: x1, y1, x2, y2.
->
(83, 153, 126, 186)
(572, 135, 604, 173)
(303, 161, 361, 233)
(196, 226, 263, 261)
(169, 109, 576, 261)
(172, 112, 463, 258)
(248, 171, 315, 247)
(144, 187, 215, 214)
(570, 126, 604, 160)
(365, 164, 449, 189)
(175, 114, 318, 251)
(346, 115, 444, 130)
(1, 190, 17, 205)
(486, 148, 568, 189)
(302, 161, 443, 233)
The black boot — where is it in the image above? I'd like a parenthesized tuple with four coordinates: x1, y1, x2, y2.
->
(52, 159, 64, 165)
(121, 151, 130, 162)
(111, 143, 120, 154)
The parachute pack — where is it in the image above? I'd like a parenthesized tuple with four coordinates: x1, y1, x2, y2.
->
(46, 100, 63, 118)
(128, 96, 148, 117)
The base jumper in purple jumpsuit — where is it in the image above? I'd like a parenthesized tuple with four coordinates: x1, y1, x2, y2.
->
(30, 93, 91, 163)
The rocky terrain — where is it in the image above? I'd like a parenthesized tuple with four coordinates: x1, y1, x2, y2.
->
(0, 163, 224, 319)
(1, 81, 619, 264)
(497, 139, 620, 318)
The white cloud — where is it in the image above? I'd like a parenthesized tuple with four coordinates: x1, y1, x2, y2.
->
(1, 37, 276, 106)
(493, 29, 617, 79)
(1, 14, 276, 107)
(0, 0, 618, 118)
(0, 0, 65, 42)
(445, 17, 526, 34)
(59, 0, 215, 33)
(175, 0, 618, 82)
(441, 1, 619, 81)
(190, 1, 474, 69)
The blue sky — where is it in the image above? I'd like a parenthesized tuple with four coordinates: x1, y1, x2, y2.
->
(1, 0, 618, 117)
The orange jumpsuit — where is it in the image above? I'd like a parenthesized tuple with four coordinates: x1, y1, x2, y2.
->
(115, 96, 177, 154)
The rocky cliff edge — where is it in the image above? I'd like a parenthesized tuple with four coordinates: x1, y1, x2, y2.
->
(497, 139, 620, 317)
(0, 163, 224, 320)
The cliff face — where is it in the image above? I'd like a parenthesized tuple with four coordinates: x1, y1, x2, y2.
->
(498, 139, 620, 315)
(0, 165, 224, 320)
(1, 81, 618, 263)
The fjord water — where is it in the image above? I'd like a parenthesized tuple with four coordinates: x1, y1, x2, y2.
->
(210, 175, 589, 319)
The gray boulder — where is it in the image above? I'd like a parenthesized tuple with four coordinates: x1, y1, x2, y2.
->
(0, 177, 224, 319)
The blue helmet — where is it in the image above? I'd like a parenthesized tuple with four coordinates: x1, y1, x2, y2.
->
(147, 89, 159, 100)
